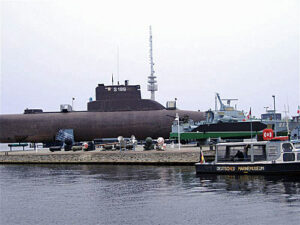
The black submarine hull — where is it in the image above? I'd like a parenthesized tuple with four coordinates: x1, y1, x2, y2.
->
(0, 110, 205, 143)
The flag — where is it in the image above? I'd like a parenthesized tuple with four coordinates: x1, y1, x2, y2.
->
(200, 150, 205, 164)
(247, 107, 252, 119)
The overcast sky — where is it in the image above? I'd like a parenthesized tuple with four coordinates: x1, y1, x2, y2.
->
(1, 0, 299, 117)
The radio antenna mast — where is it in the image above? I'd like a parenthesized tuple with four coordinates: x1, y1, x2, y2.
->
(147, 25, 157, 101)
(117, 45, 120, 85)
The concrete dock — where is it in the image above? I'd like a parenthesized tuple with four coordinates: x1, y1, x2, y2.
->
(0, 146, 215, 165)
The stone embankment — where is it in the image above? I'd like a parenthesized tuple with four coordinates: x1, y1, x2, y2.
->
(0, 147, 215, 165)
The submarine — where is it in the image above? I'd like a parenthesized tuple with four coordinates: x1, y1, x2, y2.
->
(0, 80, 205, 143)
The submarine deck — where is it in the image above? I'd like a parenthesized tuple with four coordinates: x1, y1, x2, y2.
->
(0, 146, 215, 165)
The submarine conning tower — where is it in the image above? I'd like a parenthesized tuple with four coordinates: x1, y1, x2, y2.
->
(87, 80, 165, 112)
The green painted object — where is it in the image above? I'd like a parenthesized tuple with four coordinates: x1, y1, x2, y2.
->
(170, 131, 287, 140)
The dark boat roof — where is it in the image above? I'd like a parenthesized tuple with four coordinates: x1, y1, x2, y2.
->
(192, 121, 267, 132)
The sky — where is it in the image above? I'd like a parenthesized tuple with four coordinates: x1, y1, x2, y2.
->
(0, 0, 299, 117)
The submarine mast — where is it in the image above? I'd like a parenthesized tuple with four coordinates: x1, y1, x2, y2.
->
(147, 26, 157, 101)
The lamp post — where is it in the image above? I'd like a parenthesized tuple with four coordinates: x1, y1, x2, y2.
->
(72, 97, 75, 111)
(250, 117, 253, 141)
(272, 95, 276, 136)
(175, 113, 180, 150)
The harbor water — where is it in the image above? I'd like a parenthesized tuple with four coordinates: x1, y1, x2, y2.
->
(1, 165, 300, 225)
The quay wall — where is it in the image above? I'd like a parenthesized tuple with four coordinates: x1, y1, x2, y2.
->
(0, 149, 215, 165)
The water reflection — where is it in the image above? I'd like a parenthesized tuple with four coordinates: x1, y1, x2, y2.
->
(3, 164, 300, 196)
(1, 165, 300, 225)
(197, 174, 300, 204)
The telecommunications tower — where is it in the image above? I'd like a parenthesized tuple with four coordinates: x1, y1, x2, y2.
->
(147, 26, 157, 101)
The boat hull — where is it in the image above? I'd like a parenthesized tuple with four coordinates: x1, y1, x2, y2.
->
(0, 110, 204, 143)
(195, 162, 300, 175)
(192, 121, 267, 132)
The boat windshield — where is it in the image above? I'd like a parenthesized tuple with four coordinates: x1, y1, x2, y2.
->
(282, 143, 293, 152)
(292, 143, 300, 150)
(217, 145, 250, 162)
(216, 144, 267, 162)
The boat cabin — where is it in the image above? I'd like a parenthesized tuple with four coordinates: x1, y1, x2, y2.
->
(215, 141, 299, 164)
(196, 140, 300, 174)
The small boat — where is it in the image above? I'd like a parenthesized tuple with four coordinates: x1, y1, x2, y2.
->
(195, 139, 300, 175)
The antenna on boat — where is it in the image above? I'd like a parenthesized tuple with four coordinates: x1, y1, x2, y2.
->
(147, 25, 157, 101)
(215, 93, 217, 111)
(117, 45, 120, 85)
(284, 104, 290, 137)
